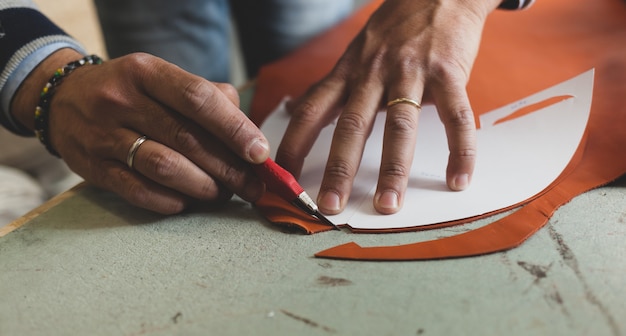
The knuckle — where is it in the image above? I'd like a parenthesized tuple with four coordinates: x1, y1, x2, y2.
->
(380, 160, 410, 179)
(367, 48, 387, 73)
(445, 108, 475, 130)
(292, 99, 324, 124)
(354, 49, 386, 84)
(182, 79, 216, 116)
(107, 163, 187, 215)
(145, 151, 182, 181)
(213, 82, 240, 107)
(275, 147, 301, 165)
(386, 112, 417, 137)
(216, 115, 250, 149)
(124, 175, 185, 215)
(125, 182, 150, 206)
(197, 180, 220, 200)
(219, 164, 245, 189)
(118, 171, 151, 204)
(120, 53, 157, 78)
(325, 158, 356, 180)
(226, 116, 248, 140)
(394, 46, 421, 75)
(335, 112, 369, 136)
(429, 58, 469, 84)
(127, 52, 152, 65)
(170, 124, 200, 151)
(275, 148, 298, 165)
(329, 61, 351, 82)
(216, 82, 238, 100)
(452, 147, 477, 161)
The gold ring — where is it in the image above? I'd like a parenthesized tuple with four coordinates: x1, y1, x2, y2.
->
(126, 135, 148, 169)
(386, 98, 421, 109)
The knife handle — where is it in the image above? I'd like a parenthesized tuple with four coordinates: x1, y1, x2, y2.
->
(253, 158, 304, 201)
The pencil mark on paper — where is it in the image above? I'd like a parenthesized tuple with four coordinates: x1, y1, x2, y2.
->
(281, 310, 336, 333)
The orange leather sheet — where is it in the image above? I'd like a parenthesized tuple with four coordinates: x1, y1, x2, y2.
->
(251, 0, 626, 260)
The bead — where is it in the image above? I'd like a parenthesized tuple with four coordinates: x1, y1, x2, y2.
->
(34, 55, 103, 157)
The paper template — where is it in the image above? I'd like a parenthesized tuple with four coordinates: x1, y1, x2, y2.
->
(261, 70, 593, 230)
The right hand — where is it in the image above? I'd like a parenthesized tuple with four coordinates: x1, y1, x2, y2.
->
(276, 0, 498, 215)
(13, 50, 270, 214)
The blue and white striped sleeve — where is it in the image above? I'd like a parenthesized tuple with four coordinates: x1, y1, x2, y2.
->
(498, 0, 535, 10)
(0, 0, 85, 135)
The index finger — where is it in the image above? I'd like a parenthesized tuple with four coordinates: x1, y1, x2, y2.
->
(275, 77, 346, 178)
(132, 54, 269, 164)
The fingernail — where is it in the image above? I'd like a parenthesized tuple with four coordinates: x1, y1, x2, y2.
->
(377, 190, 399, 210)
(249, 139, 269, 163)
(452, 174, 469, 191)
(319, 191, 341, 212)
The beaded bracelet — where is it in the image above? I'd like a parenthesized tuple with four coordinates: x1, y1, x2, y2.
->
(34, 54, 103, 157)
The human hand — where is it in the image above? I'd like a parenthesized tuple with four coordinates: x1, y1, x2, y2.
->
(276, 0, 501, 215)
(13, 50, 270, 214)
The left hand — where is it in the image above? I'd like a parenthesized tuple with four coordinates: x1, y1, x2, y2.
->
(276, 0, 501, 215)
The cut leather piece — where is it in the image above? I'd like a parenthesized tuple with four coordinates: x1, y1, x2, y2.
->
(255, 192, 337, 234)
(251, 0, 626, 260)
(256, 127, 587, 235)
(314, 131, 594, 260)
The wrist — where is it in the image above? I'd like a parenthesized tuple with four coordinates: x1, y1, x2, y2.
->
(452, 0, 502, 25)
(480, 0, 505, 17)
(11, 48, 84, 132)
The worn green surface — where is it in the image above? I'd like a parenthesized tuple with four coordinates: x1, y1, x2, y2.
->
(1, 175, 625, 336)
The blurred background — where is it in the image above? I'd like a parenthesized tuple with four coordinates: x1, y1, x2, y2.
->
(32, 0, 369, 87)
(32, 1, 105, 54)
(32, 0, 253, 85)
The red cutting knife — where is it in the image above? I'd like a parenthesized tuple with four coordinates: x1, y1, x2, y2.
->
(253, 158, 340, 230)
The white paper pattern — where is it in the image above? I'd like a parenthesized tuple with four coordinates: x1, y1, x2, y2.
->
(261, 70, 593, 230)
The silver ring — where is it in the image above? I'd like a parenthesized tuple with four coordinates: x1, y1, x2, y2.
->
(126, 135, 148, 169)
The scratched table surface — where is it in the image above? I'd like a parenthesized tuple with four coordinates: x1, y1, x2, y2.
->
(1, 89, 625, 336)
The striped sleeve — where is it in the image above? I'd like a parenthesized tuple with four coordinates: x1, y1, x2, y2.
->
(0, 0, 85, 135)
(498, 0, 535, 10)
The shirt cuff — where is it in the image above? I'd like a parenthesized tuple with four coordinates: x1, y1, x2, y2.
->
(498, 0, 535, 10)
